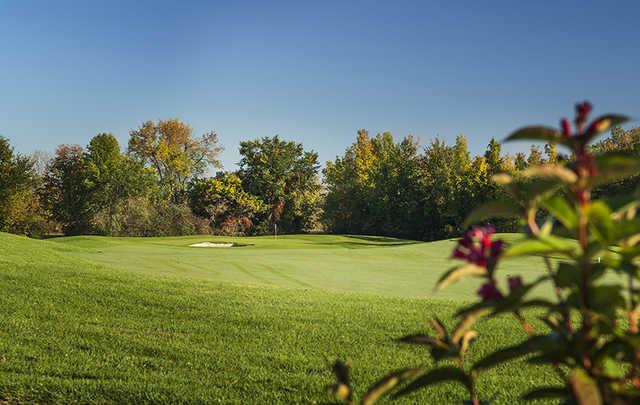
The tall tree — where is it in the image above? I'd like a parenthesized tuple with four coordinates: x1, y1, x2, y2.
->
(85, 133, 156, 234)
(0, 136, 37, 231)
(238, 135, 321, 233)
(42, 145, 90, 235)
(128, 119, 223, 200)
(484, 138, 503, 176)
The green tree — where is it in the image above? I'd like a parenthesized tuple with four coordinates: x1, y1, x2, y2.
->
(42, 145, 91, 235)
(189, 172, 267, 235)
(514, 152, 527, 170)
(526, 145, 544, 166)
(128, 119, 223, 200)
(238, 135, 321, 233)
(0, 136, 39, 233)
(86, 133, 157, 234)
(483, 138, 503, 176)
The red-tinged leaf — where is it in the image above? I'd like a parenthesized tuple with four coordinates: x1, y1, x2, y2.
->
(361, 368, 425, 405)
(570, 368, 602, 405)
(585, 114, 631, 141)
(504, 125, 568, 146)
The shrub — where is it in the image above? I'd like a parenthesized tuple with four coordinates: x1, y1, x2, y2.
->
(327, 102, 640, 404)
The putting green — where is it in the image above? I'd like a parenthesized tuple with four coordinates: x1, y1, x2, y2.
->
(47, 233, 548, 300)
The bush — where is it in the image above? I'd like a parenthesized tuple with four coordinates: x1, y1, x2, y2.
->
(328, 102, 640, 404)
(93, 197, 212, 237)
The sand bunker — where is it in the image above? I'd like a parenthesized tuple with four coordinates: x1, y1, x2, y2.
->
(189, 242, 235, 248)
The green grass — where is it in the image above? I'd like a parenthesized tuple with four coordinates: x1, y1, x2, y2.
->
(0, 232, 559, 403)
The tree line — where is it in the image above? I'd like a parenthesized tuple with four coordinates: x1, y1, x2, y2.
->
(0, 120, 637, 240)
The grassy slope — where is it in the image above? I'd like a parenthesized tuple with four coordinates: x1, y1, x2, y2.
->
(0, 233, 558, 403)
(48, 233, 548, 300)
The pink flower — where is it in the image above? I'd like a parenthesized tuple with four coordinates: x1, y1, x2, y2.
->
(507, 275, 523, 291)
(451, 225, 504, 269)
(560, 118, 572, 138)
(477, 279, 503, 301)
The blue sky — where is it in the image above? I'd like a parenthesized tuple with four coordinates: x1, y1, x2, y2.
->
(1, 0, 638, 169)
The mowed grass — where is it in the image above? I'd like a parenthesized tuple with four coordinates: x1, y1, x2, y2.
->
(0, 233, 559, 403)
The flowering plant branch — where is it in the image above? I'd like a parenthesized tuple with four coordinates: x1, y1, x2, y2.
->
(327, 102, 640, 404)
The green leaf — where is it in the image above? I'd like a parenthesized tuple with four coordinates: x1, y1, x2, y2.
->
(590, 151, 640, 188)
(542, 194, 578, 230)
(393, 367, 471, 399)
(521, 164, 577, 184)
(522, 386, 569, 400)
(361, 367, 425, 405)
(590, 285, 624, 317)
(556, 262, 580, 288)
(504, 125, 567, 146)
(436, 264, 487, 290)
(586, 202, 614, 243)
(611, 218, 640, 244)
(505, 235, 577, 258)
(463, 200, 522, 227)
(570, 368, 602, 405)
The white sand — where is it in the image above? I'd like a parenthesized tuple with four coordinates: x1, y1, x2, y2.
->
(189, 242, 235, 248)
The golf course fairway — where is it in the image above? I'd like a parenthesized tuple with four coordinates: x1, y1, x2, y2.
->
(0, 232, 558, 403)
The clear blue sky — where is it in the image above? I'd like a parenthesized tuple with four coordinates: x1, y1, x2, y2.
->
(1, 0, 638, 169)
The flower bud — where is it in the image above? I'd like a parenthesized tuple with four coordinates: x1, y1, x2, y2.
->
(477, 279, 503, 301)
(507, 275, 523, 291)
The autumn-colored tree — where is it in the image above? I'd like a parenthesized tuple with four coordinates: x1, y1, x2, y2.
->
(128, 119, 223, 200)
(188, 172, 267, 235)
